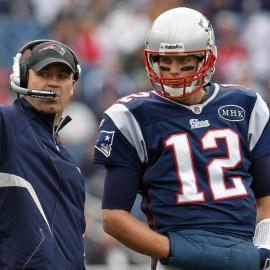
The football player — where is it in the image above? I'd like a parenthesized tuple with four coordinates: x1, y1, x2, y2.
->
(94, 7, 270, 270)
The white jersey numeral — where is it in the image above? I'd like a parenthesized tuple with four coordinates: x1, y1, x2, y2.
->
(165, 128, 248, 204)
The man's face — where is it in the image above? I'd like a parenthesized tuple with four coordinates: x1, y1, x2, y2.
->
(26, 62, 75, 117)
(158, 55, 200, 87)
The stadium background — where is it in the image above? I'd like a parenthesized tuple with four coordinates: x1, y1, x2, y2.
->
(1, 0, 270, 269)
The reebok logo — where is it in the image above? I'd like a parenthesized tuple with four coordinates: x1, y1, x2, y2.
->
(159, 43, 185, 53)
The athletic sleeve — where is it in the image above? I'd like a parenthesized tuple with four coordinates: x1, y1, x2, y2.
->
(102, 166, 141, 211)
(250, 154, 270, 198)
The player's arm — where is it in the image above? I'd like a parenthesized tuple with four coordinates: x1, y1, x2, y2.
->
(102, 165, 170, 259)
(256, 195, 270, 224)
(253, 194, 270, 268)
(103, 209, 169, 259)
(250, 154, 270, 252)
(94, 108, 170, 258)
(250, 154, 270, 222)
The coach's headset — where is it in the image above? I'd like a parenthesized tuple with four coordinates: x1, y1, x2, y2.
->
(9, 39, 81, 99)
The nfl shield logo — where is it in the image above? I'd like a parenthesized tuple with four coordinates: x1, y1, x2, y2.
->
(190, 105, 202, 114)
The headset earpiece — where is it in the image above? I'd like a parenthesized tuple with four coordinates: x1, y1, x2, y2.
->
(19, 61, 29, 88)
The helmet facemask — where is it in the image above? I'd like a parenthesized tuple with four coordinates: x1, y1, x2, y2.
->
(144, 49, 216, 99)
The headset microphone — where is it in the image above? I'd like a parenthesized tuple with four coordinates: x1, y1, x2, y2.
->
(9, 78, 55, 99)
(9, 69, 55, 99)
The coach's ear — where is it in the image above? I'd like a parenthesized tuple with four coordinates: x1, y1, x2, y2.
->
(70, 79, 76, 97)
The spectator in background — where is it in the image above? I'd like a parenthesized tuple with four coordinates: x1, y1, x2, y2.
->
(0, 0, 34, 17)
(72, 11, 104, 67)
(240, 12, 270, 84)
(212, 10, 250, 84)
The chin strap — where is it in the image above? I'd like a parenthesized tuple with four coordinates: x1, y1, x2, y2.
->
(163, 84, 196, 98)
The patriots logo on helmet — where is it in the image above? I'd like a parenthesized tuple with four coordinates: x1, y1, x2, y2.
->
(198, 16, 211, 32)
(95, 130, 115, 157)
(39, 44, 66, 56)
(198, 16, 214, 47)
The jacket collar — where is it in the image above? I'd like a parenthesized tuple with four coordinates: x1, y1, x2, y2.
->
(13, 97, 72, 132)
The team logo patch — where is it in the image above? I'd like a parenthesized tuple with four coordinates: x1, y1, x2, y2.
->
(95, 130, 115, 157)
(189, 118, 210, 129)
(39, 44, 66, 56)
(218, 105, 245, 121)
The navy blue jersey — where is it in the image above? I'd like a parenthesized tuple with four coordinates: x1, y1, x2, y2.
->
(93, 83, 270, 240)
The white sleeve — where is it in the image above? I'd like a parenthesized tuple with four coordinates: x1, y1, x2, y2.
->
(248, 93, 270, 151)
(254, 218, 270, 250)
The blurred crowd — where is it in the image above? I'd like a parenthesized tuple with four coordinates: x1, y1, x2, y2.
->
(1, 0, 270, 268)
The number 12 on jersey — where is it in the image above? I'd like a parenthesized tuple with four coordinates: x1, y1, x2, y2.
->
(164, 128, 248, 204)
